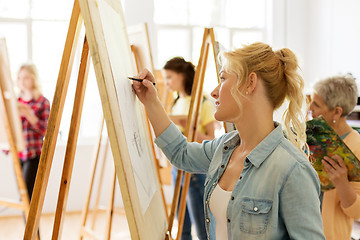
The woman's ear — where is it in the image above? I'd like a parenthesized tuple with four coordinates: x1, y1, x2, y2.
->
(333, 106, 343, 121)
(246, 72, 258, 94)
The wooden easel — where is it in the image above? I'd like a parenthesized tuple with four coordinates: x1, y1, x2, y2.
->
(24, 0, 168, 239)
(78, 24, 169, 239)
(23, 1, 87, 238)
(24, 4, 112, 239)
(0, 72, 30, 226)
(166, 28, 222, 240)
(79, 117, 119, 239)
(0, 39, 32, 237)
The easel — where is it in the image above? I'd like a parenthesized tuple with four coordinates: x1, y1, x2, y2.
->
(79, 117, 118, 239)
(23, 0, 87, 238)
(0, 94, 29, 220)
(166, 28, 221, 240)
(24, 0, 167, 239)
(78, 23, 169, 239)
(0, 39, 32, 237)
(0, 74, 30, 221)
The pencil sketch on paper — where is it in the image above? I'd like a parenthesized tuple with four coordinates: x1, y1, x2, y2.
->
(98, 0, 156, 213)
(132, 131, 143, 158)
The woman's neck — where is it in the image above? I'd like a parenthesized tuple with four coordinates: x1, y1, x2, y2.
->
(178, 89, 188, 98)
(21, 90, 35, 101)
(332, 117, 353, 137)
(234, 111, 275, 153)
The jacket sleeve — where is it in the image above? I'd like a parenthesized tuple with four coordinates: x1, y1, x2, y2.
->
(280, 161, 326, 239)
(155, 122, 225, 174)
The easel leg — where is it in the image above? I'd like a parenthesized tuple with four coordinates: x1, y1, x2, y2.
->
(0, 77, 31, 232)
(23, 0, 83, 238)
(79, 137, 113, 239)
(176, 172, 191, 240)
(105, 167, 116, 240)
(51, 35, 90, 240)
(167, 28, 214, 240)
(167, 169, 183, 238)
(91, 140, 110, 230)
(10, 149, 30, 220)
(79, 118, 104, 239)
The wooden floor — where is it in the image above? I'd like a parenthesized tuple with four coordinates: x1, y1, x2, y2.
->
(2, 210, 357, 240)
(0, 210, 131, 240)
(0, 209, 198, 240)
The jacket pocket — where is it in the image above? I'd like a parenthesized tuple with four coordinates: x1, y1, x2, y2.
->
(239, 198, 272, 234)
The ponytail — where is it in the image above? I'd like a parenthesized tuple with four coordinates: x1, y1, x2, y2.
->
(275, 48, 308, 155)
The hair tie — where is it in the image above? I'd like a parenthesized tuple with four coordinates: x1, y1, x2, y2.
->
(279, 49, 286, 67)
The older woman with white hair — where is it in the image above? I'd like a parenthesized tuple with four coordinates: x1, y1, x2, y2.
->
(310, 74, 360, 240)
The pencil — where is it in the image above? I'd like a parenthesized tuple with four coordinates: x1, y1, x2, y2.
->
(128, 77, 156, 85)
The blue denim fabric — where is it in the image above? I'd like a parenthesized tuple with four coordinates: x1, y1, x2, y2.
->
(172, 168, 207, 240)
(155, 122, 325, 240)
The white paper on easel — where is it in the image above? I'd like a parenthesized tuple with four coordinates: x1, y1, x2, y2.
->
(97, 0, 156, 214)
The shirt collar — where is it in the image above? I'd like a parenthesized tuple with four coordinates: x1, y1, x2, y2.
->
(223, 122, 284, 168)
(223, 131, 241, 149)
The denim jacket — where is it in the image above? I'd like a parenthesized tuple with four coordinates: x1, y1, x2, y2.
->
(155, 122, 325, 240)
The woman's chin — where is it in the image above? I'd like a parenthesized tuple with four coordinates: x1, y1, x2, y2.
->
(214, 112, 224, 122)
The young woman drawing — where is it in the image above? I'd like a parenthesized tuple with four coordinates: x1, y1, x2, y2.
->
(132, 42, 325, 239)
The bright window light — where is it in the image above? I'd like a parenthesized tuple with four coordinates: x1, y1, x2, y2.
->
(0, 0, 29, 19)
(154, 0, 268, 68)
(157, 28, 191, 67)
(0, 23, 28, 79)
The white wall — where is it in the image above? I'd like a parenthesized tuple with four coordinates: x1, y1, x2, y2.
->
(273, 0, 360, 93)
(123, 0, 157, 68)
(272, 0, 360, 122)
(122, 0, 360, 92)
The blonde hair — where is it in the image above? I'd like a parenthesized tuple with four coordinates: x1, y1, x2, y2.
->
(220, 42, 307, 154)
(18, 63, 42, 99)
(313, 74, 358, 117)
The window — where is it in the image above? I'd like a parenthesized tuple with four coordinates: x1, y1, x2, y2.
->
(154, 0, 270, 95)
(0, 0, 104, 143)
(0, 0, 271, 143)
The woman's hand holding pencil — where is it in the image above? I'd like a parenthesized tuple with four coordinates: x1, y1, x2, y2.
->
(132, 68, 171, 137)
(128, 76, 156, 85)
(131, 68, 158, 107)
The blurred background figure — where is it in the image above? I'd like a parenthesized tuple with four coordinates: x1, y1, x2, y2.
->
(163, 57, 219, 240)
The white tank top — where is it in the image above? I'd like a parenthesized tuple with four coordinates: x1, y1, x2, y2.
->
(209, 184, 233, 239)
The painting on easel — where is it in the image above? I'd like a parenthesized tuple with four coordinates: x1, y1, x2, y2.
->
(0, 38, 24, 151)
(79, 0, 167, 239)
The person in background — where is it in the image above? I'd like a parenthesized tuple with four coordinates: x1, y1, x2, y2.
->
(163, 57, 219, 240)
(17, 63, 50, 200)
(309, 75, 360, 240)
(133, 42, 325, 239)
